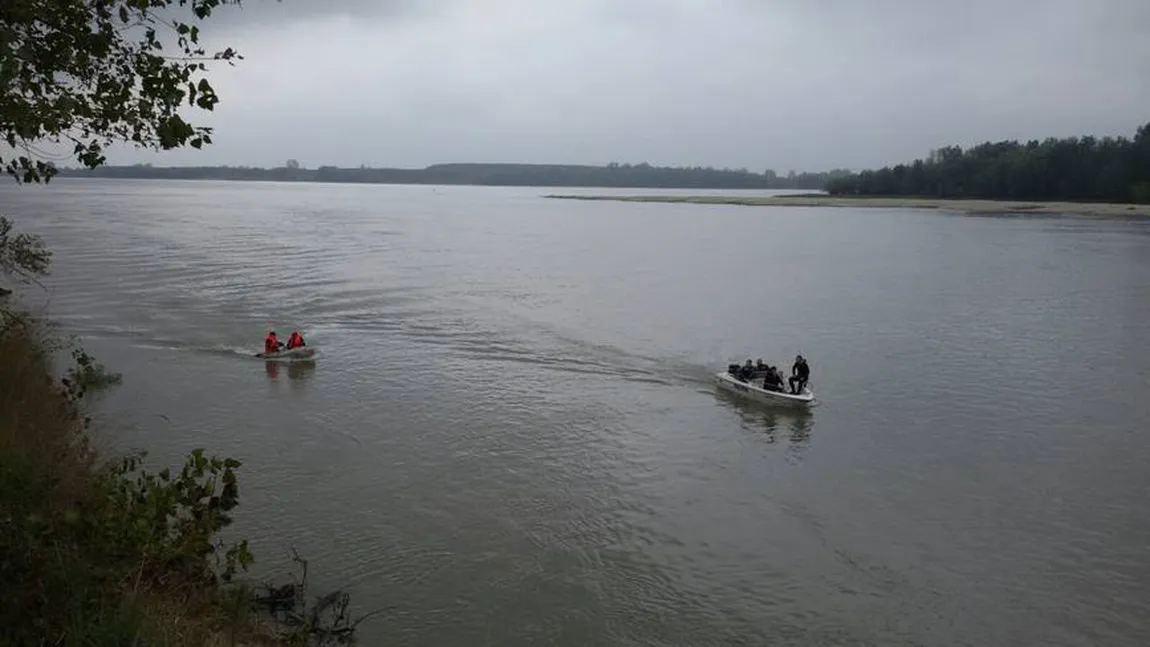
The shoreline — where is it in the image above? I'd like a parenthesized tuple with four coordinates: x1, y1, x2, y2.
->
(543, 194, 1150, 217)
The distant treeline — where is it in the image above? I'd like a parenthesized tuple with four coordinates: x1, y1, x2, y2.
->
(56, 161, 849, 190)
(826, 122, 1150, 203)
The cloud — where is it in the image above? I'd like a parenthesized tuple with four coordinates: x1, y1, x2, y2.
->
(100, 0, 1150, 171)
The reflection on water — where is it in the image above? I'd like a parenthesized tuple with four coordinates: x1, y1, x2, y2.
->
(263, 359, 316, 383)
(713, 388, 815, 459)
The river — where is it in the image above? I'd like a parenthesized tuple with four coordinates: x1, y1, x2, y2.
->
(3, 178, 1149, 646)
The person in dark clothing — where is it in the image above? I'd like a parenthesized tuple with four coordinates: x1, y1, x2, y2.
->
(788, 355, 810, 394)
(763, 366, 785, 392)
(738, 359, 755, 381)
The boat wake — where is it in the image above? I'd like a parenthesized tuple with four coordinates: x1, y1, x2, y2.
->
(125, 340, 265, 358)
(69, 310, 726, 391)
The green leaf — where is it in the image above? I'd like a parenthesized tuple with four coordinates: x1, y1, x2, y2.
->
(1, 0, 244, 178)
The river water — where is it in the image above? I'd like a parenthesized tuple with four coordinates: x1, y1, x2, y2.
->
(3, 178, 1149, 646)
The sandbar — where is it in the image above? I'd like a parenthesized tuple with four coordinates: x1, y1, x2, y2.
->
(543, 194, 1150, 217)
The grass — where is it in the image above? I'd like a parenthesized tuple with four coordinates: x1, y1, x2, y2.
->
(0, 307, 373, 645)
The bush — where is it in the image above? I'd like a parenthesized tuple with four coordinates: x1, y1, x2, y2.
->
(2, 309, 377, 644)
(65, 348, 124, 396)
(0, 311, 257, 644)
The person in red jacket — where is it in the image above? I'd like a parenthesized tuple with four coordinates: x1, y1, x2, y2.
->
(286, 331, 306, 350)
(264, 330, 281, 354)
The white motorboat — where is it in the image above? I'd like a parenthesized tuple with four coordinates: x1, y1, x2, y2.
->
(713, 369, 815, 407)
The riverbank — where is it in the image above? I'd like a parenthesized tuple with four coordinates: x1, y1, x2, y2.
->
(0, 306, 364, 645)
(544, 193, 1150, 217)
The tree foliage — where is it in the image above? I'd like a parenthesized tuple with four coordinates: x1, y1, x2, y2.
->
(826, 123, 1150, 203)
(0, 0, 246, 186)
(0, 216, 51, 279)
(1, 0, 249, 282)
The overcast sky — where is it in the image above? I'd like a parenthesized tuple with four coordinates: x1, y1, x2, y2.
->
(105, 0, 1150, 171)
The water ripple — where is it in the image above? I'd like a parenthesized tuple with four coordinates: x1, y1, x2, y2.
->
(5, 179, 1150, 646)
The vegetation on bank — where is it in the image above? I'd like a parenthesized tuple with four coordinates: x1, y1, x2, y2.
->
(57, 161, 851, 190)
(1, 0, 372, 643)
(826, 122, 1150, 203)
(0, 308, 373, 644)
(0, 311, 248, 643)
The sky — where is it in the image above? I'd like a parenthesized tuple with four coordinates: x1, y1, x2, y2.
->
(99, 0, 1150, 172)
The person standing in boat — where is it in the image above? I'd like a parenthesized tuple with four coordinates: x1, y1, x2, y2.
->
(789, 355, 810, 394)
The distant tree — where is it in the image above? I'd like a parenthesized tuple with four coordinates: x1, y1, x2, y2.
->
(60, 161, 854, 192)
(826, 123, 1150, 203)
(285, 159, 300, 169)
